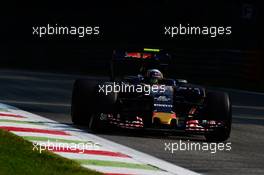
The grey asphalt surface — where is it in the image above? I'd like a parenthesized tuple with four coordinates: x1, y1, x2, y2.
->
(0, 69, 263, 175)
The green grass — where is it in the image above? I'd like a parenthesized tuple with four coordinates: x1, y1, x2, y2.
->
(0, 129, 102, 175)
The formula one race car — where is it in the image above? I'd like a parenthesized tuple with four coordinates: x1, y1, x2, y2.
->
(71, 48, 232, 142)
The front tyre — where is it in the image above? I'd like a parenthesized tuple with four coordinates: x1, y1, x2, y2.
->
(204, 91, 232, 142)
(89, 82, 118, 132)
(71, 79, 98, 125)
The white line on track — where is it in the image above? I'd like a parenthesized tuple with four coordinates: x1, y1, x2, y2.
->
(56, 152, 141, 164)
(0, 100, 70, 107)
(82, 165, 177, 175)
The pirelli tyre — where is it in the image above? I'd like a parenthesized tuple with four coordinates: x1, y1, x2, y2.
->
(204, 91, 232, 142)
(89, 82, 118, 132)
(71, 79, 98, 125)
(71, 80, 117, 131)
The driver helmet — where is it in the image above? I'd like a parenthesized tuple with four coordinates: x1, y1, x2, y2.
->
(146, 69, 163, 84)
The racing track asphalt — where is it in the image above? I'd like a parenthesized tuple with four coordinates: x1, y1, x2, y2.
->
(0, 69, 263, 175)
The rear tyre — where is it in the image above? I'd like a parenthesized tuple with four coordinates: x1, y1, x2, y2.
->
(204, 91, 232, 142)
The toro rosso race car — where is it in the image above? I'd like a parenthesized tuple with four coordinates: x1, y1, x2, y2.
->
(71, 48, 232, 141)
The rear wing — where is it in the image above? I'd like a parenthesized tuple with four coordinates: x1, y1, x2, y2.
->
(110, 48, 171, 80)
